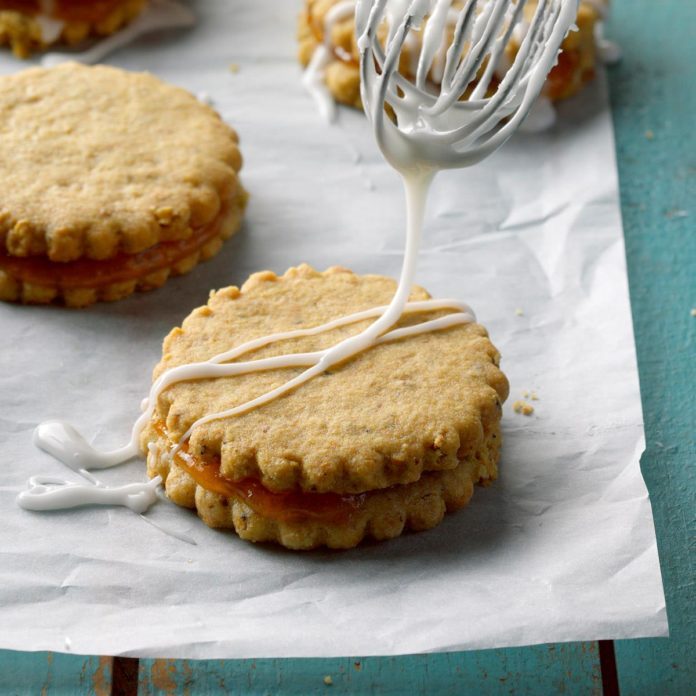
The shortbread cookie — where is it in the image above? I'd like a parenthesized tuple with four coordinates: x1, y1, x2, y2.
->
(0, 0, 147, 57)
(142, 265, 509, 549)
(0, 63, 247, 307)
(298, 0, 604, 110)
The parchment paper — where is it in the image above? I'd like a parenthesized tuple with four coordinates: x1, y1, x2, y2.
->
(0, 0, 667, 658)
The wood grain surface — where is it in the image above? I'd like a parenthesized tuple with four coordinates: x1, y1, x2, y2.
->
(608, 0, 695, 694)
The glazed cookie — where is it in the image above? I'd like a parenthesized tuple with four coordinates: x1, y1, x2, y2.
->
(142, 265, 509, 550)
(0, 63, 247, 307)
(0, 0, 148, 57)
(298, 0, 606, 110)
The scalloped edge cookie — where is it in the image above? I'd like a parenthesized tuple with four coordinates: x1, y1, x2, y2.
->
(147, 425, 500, 550)
(0, 185, 247, 307)
(142, 264, 509, 494)
(0, 63, 246, 306)
(140, 265, 509, 548)
(0, 0, 147, 58)
(0, 63, 242, 263)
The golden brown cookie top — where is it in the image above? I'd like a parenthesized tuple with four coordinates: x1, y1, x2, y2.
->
(0, 63, 242, 262)
(145, 265, 509, 495)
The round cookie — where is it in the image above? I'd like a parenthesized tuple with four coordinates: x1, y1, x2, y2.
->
(142, 265, 509, 549)
(298, 0, 604, 110)
(0, 63, 247, 307)
(0, 0, 147, 58)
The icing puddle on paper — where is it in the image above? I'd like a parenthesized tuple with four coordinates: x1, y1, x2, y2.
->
(19, 0, 576, 531)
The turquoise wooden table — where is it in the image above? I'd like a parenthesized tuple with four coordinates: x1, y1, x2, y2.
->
(1, 1, 693, 693)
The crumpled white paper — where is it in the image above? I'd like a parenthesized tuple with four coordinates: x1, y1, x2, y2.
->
(0, 0, 666, 658)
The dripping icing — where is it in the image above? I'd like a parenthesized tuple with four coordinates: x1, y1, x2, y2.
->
(302, 0, 356, 122)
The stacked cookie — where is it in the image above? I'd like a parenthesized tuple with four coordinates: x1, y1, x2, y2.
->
(0, 0, 148, 57)
(142, 266, 509, 549)
(0, 63, 247, 306)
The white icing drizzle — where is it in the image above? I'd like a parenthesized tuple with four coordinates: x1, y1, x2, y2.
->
(32, 298, 476, 470)
(19, 421, 162, 515)
(18, 474, 161, 514)
(25, 0, 574, 523)
(19, 433, 195, 542)
(302, 44, 338, 122)
(586, 0, 620, 64)
(594, 21, 620, 65)
(597, 36, 620, 64)
(302, 0, 356, 122)
(40, 0, 195, 67)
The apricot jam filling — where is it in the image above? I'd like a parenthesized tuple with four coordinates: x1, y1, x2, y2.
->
(155, 424, 367, 525)
(0, 210, 225, 290)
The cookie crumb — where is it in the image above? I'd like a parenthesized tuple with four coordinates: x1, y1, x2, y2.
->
(513, 400, 534, 416)
(530, 391, 539, 401)
(229, 63, 240, 73)
(691, 308, 696, 317)
(522, 391, 529, 399)
(515, 308, 524, 316)
(354, 661, 362, 671)
(324, 675, 333, 686)
(644, 129, 654, 140)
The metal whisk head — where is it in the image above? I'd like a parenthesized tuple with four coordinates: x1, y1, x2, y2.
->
(356, 0, 579, 171)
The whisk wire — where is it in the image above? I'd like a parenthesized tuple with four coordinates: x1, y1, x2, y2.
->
(357, 0, 579, 169)
(416, 0, 456, 90)
(441, 0, 477, 90)
(436, 0, 554, 140)
(469, 0, 526, 99)
(446, 0, 509, 101)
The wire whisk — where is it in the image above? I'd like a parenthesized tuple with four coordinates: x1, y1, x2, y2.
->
(356, 0, 579, 170)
